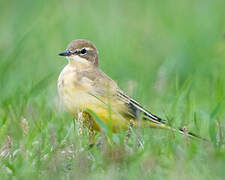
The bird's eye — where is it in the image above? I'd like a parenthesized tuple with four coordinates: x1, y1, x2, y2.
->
(80, 48, 87, 54)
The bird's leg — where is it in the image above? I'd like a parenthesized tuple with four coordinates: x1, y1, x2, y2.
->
(85, 114, 96, 148)
(88, 129, 95, 148)
(96, 131, 106, 152)
(125, 120, 134, 145)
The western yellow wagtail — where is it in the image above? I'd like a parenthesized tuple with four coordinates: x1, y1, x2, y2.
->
(58, 39, 204, 145)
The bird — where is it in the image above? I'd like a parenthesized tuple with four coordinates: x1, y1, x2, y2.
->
(58, 39, 204, 145)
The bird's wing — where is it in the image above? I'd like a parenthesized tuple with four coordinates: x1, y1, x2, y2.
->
(116, 90, 166, 124)
(82, 68, 165, 125)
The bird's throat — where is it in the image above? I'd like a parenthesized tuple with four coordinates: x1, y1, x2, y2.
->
(67, 56, 93, 70)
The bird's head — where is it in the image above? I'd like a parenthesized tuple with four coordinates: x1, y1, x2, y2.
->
(59, 39, 98, 66)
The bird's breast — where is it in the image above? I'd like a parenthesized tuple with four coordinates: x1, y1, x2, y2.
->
(58, 65, 95, 113)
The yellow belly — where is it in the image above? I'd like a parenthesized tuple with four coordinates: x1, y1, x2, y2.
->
(59, 86, 130, 131)
(83, 103, 129, 132)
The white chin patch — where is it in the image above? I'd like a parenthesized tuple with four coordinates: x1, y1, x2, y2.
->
(67, 55, 89, 64)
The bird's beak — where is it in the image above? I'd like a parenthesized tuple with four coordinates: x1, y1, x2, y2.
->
(58, 50, 72, 56)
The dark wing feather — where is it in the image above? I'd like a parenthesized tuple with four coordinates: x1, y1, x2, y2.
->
(117, 90, 166, 124)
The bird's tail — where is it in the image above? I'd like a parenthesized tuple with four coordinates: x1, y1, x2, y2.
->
(148, 121, 208, 141)
(117, 90, 208, 141)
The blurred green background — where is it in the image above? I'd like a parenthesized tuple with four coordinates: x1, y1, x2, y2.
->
(0, 0, 225, 179)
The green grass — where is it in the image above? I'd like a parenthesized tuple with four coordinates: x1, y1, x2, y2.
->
(0, 0, 225, 179)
